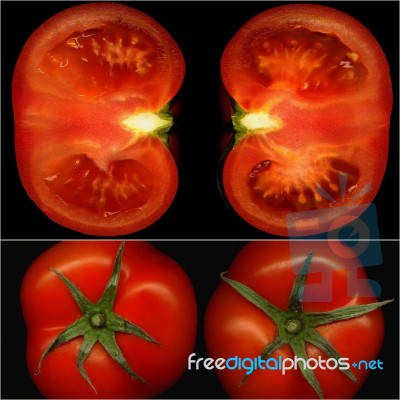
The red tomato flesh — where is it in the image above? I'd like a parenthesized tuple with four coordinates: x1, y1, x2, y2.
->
(13, 3, 184, 235)
(221, 4, 392, 236)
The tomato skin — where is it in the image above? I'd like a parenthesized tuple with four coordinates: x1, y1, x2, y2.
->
(221, 4, 392, 237)
(13, 3, 184, 236)
(204, 241, 385, 399)
(21, 241, 197, 399)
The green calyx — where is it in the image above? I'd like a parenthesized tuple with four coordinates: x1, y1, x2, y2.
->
(35, 242, 159, 393)
(221, 250, 393, 399)
(154, 103, 175, 149)
(231, 100, 252, 144)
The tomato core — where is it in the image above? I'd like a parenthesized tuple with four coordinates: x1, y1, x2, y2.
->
(249, 156, 360, 212)
(44, 155, 153, 216)
(40, 23, 159, 97)
(251, 27, 367, 95)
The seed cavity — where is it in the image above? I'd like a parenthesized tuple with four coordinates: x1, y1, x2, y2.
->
(42, 24, 158, 96)
(249, 160, 272, 179)
(90, 33, 153, 76)
(44, 155, 154, 216)
(253, 27, 367, 94)
(249, 156, 360, 211)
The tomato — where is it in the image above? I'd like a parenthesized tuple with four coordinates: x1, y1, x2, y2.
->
(13, 3, 185, 236)
(220, 4, 393, 236)
(20, 241, 197, 398)
(205, 241, 391, 398)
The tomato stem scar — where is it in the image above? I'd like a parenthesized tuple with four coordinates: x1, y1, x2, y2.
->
(285, 318, 302, 334)
(231, 100, 282, 144)
(90, 313, 106, 328)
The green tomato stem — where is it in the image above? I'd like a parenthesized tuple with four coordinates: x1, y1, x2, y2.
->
(285, 318, 303, 334)
(90, 313, 106, 328)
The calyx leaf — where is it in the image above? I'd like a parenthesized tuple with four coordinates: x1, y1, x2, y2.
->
(35, 242, 159, 393)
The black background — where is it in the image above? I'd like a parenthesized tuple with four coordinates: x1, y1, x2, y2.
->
(1, 0, 399, 239)
(1, 240, 399, 399)
(1, 1, 399, 399)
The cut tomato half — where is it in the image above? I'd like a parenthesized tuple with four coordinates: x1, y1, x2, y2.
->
(221, 4, 392, 237)
(13, 3, 184, 236)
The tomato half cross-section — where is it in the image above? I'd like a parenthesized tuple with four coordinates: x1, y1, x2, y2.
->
(220, 4, 393, 236)
(20, 241, 197, 399)
(204, 241, 392, 399)
(13, 3, 185, 236)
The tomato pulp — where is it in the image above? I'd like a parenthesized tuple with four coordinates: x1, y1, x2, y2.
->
(220, 4, 392, 236)
(13, 3, 184, 236)
(205, 241, 390, 398)
(21, 241, 197, 398)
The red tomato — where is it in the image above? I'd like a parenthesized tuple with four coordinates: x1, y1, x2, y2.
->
(20, 241, 197, 398)
(220, 4, 392, 236)
(13, 3, 184, 236)
(205, 241, 388, 398)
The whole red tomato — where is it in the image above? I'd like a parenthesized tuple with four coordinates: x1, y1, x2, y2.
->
(220, 4, 393, 236)
(205, 241, 391, 398)
(20, 241, 197, 398)
(13, 3, 184, 236)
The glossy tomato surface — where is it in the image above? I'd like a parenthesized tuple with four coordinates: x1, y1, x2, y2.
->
(13, 3, 184, 236)
(205, 241, 387, 398)
(221, 4, 393, 237)
(1, 240, 398, 398)
(20, 241, 197, 398)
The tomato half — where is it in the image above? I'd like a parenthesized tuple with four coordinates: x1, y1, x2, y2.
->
(205, 241, 389, 399)
(13, 3, 184, 236)
(20, 241, 197, 399)
(220, 4, 392, 236)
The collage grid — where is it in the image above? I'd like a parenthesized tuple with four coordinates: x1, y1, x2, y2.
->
(1, 1, 399, 399)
